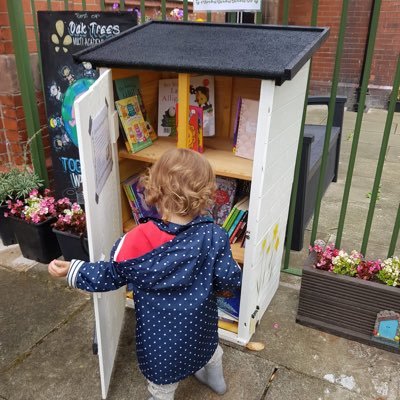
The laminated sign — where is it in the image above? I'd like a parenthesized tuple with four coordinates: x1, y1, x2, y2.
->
(193, 0, 261, 12)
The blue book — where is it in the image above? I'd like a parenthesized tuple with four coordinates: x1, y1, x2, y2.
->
(216, 288, 241, 321)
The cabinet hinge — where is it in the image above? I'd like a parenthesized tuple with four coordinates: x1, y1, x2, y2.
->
(251, 306, 260, 320)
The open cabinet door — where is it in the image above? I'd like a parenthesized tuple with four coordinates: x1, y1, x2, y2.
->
(74, 68, 125, 399)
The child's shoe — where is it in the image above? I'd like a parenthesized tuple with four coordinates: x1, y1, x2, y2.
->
(194, 360, 227, 395)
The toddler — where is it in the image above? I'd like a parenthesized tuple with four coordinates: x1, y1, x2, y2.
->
(49, 148, 242, 400)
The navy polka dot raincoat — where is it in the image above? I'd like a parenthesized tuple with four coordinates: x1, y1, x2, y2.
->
(67, 216, 242, 384)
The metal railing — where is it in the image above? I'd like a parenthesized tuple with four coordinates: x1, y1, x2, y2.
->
(6, 0, 399, 267)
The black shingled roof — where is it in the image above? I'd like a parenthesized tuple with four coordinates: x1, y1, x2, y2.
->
(73, 21, 329, 84)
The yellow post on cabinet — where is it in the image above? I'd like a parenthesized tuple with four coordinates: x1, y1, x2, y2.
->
(177, 73, 190, 148)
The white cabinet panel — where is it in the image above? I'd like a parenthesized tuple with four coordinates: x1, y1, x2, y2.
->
(74, 68, 125, 399)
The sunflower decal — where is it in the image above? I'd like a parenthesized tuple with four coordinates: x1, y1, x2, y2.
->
(51, 20, 72, 53)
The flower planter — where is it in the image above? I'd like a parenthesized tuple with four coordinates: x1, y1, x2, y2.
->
(10, 216, 61, 263)
(53, 229, 89, 262)
(0, 205, 17, 246)
(296, 254, 400, 353)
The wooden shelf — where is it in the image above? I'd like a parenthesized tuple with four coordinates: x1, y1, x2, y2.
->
(231, 241, 244, 264)
(123, 219, 137, 233)
(122, 218, 244, 263)
(119, 137, 253, 181)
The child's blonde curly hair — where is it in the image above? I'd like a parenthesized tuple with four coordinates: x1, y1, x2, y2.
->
(141, 148, 216, 221)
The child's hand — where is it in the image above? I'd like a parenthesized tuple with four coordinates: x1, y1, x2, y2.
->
(48, 259, 71, 277)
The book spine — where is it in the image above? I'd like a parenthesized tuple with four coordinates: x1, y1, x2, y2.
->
(222, 207, 236, 229)
(122, 182, 139, 224)
(232, 221, 247, 244)
(228, 210, 245, 238)
(224, 208, 239, 233)
(230, 218, 246, 244)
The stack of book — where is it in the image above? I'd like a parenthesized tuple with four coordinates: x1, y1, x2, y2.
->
(122, 174, 160, 224)
(217, 288, 241, 333)
(222, 196, 249, 246)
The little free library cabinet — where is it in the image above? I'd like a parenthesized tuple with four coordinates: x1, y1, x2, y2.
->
(73, 21, 328, 398)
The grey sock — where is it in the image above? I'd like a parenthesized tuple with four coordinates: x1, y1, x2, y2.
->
(194, 362, 227, 395)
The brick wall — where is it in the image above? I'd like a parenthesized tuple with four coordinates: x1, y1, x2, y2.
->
(0, 0, 213, 171)
(284, 0, 400, 110)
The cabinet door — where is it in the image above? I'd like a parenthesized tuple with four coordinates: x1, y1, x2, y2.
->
(238, 63, 309, 344)
(74, 68, 125, 399)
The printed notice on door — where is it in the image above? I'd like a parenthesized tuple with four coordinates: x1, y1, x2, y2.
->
(193, 0, 261, 12)
(91, 104, 113, 202)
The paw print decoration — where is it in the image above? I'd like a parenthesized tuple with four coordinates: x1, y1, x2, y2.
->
(51, 20, 72, 53)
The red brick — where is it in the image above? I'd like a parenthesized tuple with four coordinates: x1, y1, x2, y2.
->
(4, 41, 14, 54)
(3, 118, 18, 131)
(0, 13, 9, 26)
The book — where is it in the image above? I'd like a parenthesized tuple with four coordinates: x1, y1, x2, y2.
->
(158, 75, 215, 137)
(235, 98, 259, 160)
(115, 96, 153, 154)
(175, 104, 204, 153)
(212, 177, 237, 226)
(216, 288, 241, 321)
(224, 196, 249, 236)
(218, 319, 238, 334)
(228, 210, 246, 238)
(224, 208, 240, 234)
(122, 174, 160, 222)
(231, 221, 247, 244)
(114, 76, 157, 141)
(232, 97, 242, 154)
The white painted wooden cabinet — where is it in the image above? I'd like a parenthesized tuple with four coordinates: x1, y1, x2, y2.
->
(73, 21, 328, 398)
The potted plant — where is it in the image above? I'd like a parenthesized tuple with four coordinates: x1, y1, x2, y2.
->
(297, 242, 400, 353)
(52, 202, 89, 261)
(0, 168, 43, 246)
(6, 189, 69, 263)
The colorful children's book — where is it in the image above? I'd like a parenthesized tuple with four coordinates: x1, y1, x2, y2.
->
(114, 76, 157, 141)
(122, 174, 160, 222)
(175, 104, 204, 153)
(158, 75, 215, 137)
(216, 288, 241, 321)
(212, 177, 237, 226)
(115, 96, 153, 154)
(224, 196, 249, 236)
(235, 98, 259, 160)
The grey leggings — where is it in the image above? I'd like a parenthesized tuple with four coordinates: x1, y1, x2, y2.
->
(147, 345, 223, 400)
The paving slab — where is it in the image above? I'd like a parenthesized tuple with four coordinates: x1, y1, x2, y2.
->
(250, 284, 400, 400)
(177, 346, 275, 400)
(264, 367, 367, 400)
(0, 266, 88, 372)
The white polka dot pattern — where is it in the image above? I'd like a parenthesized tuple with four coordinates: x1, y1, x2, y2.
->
(67, 216, 241, 384)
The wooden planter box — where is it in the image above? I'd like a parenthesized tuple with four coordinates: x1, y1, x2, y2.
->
(297, 258, 400, 353)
